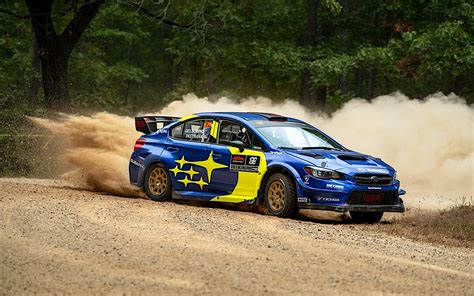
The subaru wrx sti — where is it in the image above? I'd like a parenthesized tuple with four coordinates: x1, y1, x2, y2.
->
(129, 112, 405, 223)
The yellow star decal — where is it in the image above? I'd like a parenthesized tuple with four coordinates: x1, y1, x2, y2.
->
(170, 165, 199, 178)
(193, 177, 208, 190)
(190, 151, 228, 182)
(187, 167, 199, 179)
(170, 166, 182, 176)
(177, 176, 209, 189)
(175, 156, 187, 169)
(177, 176, 191, 187)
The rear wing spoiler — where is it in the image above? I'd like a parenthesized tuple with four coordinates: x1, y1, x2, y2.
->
(135, 115, 180, 134)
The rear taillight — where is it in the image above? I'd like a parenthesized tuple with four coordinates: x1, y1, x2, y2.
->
(134, 138, 146, 151)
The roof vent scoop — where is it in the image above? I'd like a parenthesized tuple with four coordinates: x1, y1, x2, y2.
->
(249, 112, 288, 121)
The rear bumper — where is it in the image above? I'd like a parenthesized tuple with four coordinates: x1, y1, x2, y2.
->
(298, 202, 405, 212)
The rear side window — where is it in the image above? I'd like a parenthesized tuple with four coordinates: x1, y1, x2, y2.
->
(171, 119, 214, 142)
(171, 124, 184, 138)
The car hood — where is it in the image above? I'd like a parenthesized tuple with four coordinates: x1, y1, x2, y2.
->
(284, 149, 395, 176)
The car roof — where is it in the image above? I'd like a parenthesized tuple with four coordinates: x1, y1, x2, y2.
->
(194, 112, 305, 123)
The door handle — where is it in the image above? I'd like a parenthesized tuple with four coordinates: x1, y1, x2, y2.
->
(167, 147, 179, 153)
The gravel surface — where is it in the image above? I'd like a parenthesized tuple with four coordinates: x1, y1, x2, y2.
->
(1, 178, 473, 295)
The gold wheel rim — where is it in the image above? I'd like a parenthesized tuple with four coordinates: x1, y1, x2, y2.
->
(148, 166, 168, 196)
(268, 180, 285, 212)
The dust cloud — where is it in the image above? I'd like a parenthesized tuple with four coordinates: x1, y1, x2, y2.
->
(32, 92, 473, 207)
(31, 113, 142, 197)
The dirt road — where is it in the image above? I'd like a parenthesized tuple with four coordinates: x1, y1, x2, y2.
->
(1, 178, 472, 295)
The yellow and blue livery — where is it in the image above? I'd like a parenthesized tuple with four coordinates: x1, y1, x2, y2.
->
(129, 112, 405, 223)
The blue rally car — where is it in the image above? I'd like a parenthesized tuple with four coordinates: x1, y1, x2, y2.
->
(129, 112, 405, 223)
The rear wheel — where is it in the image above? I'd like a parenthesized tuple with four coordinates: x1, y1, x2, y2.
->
(144, 163, 171, 201)
(264, 173, 297, 218)
(349, 211, 383, 224)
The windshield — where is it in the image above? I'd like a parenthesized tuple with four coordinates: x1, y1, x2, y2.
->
(256, 125, 343, 150)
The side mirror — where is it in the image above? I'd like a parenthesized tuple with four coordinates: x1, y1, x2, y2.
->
(229, 140, 245, 152)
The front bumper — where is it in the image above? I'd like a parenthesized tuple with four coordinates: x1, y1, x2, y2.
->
(298, 203, 405, 212)
(295, 177, 405, 213)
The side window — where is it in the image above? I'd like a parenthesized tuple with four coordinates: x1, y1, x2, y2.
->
(181, 119, 214, 142)
(251, 134, 264, 151)
(219, 121, 264, 150)
(171, 123, 184, 138)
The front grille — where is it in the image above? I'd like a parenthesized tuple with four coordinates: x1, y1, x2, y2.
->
(348, 191, 398, 205)
(354, 174, 393, 185)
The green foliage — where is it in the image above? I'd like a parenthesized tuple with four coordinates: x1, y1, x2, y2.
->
(0, 1, 32, 106)
(0, 0, 472, 178)
(0, 0, 473, 116)
(321, 0, 342, 15)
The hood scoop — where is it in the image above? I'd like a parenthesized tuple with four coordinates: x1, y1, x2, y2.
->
(337, 155, 367, 161)
(298, 151, 325, 159)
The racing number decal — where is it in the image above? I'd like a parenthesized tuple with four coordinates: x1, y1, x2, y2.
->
(230, 155, 261, 172)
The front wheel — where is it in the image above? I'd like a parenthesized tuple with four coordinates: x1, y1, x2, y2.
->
(349, 211, 384, 224)
(264, 173, 298, 218)
(144, 163, 172, 201)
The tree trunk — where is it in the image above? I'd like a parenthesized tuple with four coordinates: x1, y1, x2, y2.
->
(25, 0, 104, 112)
(315, 85, 326, 109)
(299, 69, 312, 107)
(367, 69, 376, 99)
(29, 26, 41, 106)
(41, 52, 71, 111)
(339, 0, 349, 96)
(299, 0, 321, 110)
(355, 68, 363, 98)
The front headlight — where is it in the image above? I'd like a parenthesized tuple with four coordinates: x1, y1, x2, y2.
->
(304, 166, 343, 180)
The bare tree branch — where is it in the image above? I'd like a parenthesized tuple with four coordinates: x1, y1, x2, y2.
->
(59, 0, 106, 54)
(0, 8, 30, 19)
(128, 1, 190, 28)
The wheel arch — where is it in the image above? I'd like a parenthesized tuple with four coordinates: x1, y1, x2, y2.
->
(138, 157, 166, 188)
(258, 164, 299, 203)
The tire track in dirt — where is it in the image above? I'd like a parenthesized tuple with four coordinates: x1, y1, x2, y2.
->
(1, 178, 473, 295)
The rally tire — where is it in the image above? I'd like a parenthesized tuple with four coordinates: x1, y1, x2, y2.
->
(349, 211, 384, 224)
(264, 173, 298, 218)
(144, 163, 172, 201)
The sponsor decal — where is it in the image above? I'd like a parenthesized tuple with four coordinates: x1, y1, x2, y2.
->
(158, 128, 168, 134)
(304, 175, 311, 182)
(231, 155, 245, 164)
(316, 197, 340, 202)
(356, 167, 389, 174)
(368, 186, 382, 190)
(297, 197, 308, 202)
(326, 184, 344, 190)
(130, 158, 145, 169)
(230, 155, 260, 172)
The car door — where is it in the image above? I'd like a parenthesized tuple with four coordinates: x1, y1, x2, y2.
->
(161, 118, 218, 194)
(208, 119, 268, 202)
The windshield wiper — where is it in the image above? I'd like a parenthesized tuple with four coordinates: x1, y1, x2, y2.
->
(301, 146, 341, 151)
(278, 146, 299, 150)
